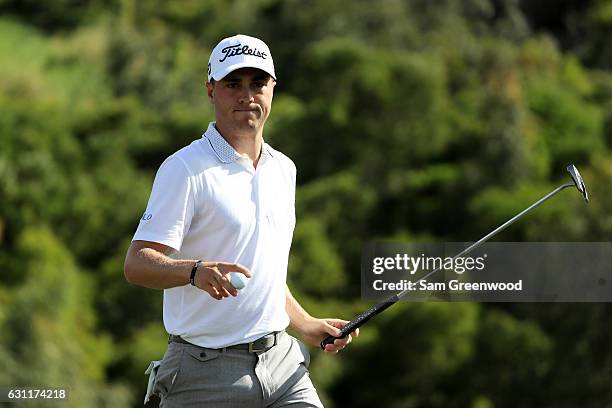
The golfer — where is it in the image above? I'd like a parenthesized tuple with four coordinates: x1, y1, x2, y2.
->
(124, 34, 358, 407)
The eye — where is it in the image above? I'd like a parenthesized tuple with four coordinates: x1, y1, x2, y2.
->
(226, 82, 240, 89)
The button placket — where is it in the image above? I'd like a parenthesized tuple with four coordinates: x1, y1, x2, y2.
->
(253, 163, 271, 223)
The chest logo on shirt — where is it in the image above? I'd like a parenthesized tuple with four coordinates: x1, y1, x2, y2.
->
(141, 212, 153, 221)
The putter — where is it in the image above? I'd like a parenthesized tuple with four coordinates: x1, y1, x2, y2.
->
(321, 164, 589, 349)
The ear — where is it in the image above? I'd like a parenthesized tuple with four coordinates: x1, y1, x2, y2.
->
(206, 81, 214, 102)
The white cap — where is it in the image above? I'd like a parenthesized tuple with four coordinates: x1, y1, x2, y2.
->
(207, 34, 276, 81)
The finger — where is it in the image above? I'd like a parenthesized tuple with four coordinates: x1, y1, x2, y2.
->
(219, 286, 232, 298)
(327, 319, 359, 338)
(206, 284, 222, 300)
(327, 319, 350, 328)
(214, 262, 225, 274)
(324, 343, 340, 353)
(333, 334, 352, 348)
(324, 322, 343, 338)
(219, 276, 239, 296)
(215, 275, 233, 297)
(218, 273, 230, 285)
(225, 285, 238, 297)
(212, 275, 233, 298)
(210, 275, 229, 299)
(219, 262, 252, 278)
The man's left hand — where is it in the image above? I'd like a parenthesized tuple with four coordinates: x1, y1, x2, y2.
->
(299, 318, 359, 353)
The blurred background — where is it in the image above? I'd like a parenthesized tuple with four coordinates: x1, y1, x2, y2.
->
(1, 0, 612, 406)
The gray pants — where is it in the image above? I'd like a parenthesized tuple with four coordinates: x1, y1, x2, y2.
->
(151, 332, 323, 407)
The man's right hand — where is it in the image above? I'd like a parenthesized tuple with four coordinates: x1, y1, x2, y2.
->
(194, 262, 252, 300)
(124, 241, 252, 294)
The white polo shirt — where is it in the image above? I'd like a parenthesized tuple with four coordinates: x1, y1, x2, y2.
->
(132, 122, 296, 348)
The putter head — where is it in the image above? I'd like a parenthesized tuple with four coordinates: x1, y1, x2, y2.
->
(566, 164, 589, 203)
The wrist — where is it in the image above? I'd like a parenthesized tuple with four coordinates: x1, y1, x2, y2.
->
(190, 260, 202, 286)
(292, 314, 316, 336)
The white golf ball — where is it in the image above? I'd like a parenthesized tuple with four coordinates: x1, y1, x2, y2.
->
(228, 272, 248, 290)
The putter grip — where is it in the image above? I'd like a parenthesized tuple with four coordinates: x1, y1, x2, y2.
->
(320, 295, 399, 349)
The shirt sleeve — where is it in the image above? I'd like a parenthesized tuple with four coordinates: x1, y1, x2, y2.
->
(132, 156, 195, 251)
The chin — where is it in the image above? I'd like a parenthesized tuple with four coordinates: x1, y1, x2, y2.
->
(236, 121, 259, 131)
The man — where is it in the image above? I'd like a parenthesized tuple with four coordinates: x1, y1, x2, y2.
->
(124, 34, 358, 407)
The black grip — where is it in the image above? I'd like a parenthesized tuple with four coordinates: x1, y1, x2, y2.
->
(320, 296, 399, 349)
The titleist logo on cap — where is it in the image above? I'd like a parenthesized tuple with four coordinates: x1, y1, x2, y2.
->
(208, 34, 276, 81)
(219, 44, 267, 63)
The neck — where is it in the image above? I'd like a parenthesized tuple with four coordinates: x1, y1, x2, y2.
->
(215, 123, 264, 166)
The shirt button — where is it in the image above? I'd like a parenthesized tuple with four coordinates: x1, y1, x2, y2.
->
(238, 157, 252, 167)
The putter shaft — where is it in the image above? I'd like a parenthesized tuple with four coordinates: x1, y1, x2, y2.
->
(321, 182, 577, 349)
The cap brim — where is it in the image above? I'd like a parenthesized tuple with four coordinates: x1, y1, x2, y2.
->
(210, 62, 276, 81)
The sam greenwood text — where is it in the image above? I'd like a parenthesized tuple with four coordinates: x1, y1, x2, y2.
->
(373, 279, 523, 292)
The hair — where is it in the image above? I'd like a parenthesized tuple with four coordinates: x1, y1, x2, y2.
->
(208, 76, 276, 86)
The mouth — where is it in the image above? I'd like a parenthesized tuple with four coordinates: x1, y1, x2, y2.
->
(234, 106, 262, 114)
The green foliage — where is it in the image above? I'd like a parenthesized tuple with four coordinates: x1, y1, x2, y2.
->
(469, 181, 589, 241)
(330, 302, 479, 408)
(0, 18, 112, 109)
(112, 322, 168, 401)
(288, 216, 345, 298)
(1, 1, 612, 406)
(525, 75, 604, 170)
(95, 239, 163, 338)
(579, 155, 612, 239)
(0, 0, 117, 30)
(296, 172, 377, 292)
(0, 227, 132, 406)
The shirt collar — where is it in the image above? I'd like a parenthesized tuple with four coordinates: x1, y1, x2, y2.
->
(203, 122, 274, 164)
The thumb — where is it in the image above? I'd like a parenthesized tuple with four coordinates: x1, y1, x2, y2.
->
(325, 322, 343, 337)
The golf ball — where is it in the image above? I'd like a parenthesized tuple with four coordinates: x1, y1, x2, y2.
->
(228, 272, 248, 290)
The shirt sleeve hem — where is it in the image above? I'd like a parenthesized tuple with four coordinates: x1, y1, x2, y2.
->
(131, 233, 182, 253)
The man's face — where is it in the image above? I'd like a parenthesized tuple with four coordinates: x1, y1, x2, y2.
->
(206, 68, 275, 134)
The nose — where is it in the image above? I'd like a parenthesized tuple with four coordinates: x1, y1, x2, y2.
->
(238, 88, 255, 105)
